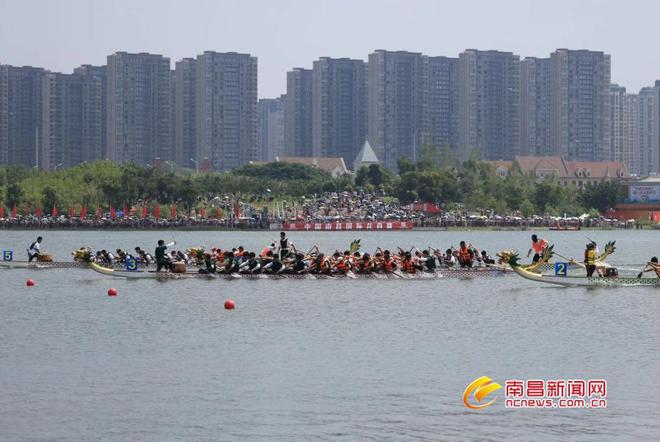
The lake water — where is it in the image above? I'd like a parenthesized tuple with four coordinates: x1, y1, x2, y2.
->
(0, 229, 659, 441)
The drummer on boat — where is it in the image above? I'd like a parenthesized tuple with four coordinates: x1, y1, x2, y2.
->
(155, 239, 175, 272)
(27, 236, 43, 262)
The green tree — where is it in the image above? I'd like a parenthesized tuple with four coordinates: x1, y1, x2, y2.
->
(577, 181, 625, 212)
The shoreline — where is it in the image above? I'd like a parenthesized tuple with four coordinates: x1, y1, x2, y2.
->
(0, 226, 651, 232)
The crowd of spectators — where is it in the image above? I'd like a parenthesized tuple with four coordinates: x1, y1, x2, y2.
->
(0, 191, 640, 230)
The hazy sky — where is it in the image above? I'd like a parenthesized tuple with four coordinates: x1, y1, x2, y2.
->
(1, 0, 658, 98)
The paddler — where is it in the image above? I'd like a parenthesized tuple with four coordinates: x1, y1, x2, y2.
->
(457, 241, 474, 268)
(402, 252, 417, 274)
(442, 248, 456, 267)
(640, 257, 660, 278)
(382, 250, 397, 273)
(292, 253, 307, 273)
(358, 253, 374, 274)
(155, 239, 175, 272)
(422, 250, 436, 272)
(262, 254, 285, 274)
(201, 253, 216, 274)
(27, 236, 43, 262)
(480, 250, 495, 265)
(527, 234, 549, 263)
(260, 242, 276, 258)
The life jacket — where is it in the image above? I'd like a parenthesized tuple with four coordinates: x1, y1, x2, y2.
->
(403, 259, 416, 274)
(459, 247, 472, 263)
(383, 257, 395, 271)
(585, 249, 596, 265)
(315, 257, 329, 272)
(260, 247, 271, 258)
(336, 258, 349, 272)
(532, 238, 548, 254)
(362, 258, 372, 273)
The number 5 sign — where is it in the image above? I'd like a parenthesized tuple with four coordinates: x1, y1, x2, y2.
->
(2, 250, 13, 261)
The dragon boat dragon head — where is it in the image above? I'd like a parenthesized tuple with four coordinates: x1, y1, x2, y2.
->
(497, 244, 555, 272)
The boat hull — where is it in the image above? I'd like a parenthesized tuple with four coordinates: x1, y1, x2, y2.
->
(89, 262, 510, 280)
(510, 264, 660, 287)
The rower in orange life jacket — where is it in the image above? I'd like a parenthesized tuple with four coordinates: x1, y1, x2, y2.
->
(402, 252, 416, 274)
(260, 243, 275, 258)
(527, 234, 549, 263)
(360, 253, 373, 273)
(382, 250, 396, 272)
(457, 241, 473, 268)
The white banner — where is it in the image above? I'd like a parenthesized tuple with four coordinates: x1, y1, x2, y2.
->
(629, 185, 660, 202)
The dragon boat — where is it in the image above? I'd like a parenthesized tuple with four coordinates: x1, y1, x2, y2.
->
(88, 262, 510, 280)
(507, 252, 659, 288)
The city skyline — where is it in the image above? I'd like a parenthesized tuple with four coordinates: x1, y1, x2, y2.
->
(1, 0, 659, 99)
(3, 46, 660, 175)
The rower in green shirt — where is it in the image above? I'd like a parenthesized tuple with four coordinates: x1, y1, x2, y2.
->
(422, 249, 436, 272)
(155, 239, 175, 272)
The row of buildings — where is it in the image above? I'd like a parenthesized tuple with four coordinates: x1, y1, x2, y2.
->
(1, 49, 660, 175)
(0, 51, 257, 172)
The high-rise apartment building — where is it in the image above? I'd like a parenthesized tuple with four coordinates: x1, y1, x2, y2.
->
(41, 72, 83, 170)
(457, 50, 520, 162)
(195, 51, 257, 171)
(0, 65, 44, 167)
(106, 52, 172, 165)
(520, 57, 551, 156)
(258, 95, 287, 162)
(285, 68, 313, 157)
(550, 49, 611, 162)
(609, 84, 638, 172)
(74, 65, 107, 163)
(425, 56, 459, 157)
(367, 50, 427, 170)
(175, 58, 196, 168)
(311, 57, 367, 167)
(638, 84, 660, 176)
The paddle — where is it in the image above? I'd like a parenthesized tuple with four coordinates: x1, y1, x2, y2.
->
(637, 263, 649, 279)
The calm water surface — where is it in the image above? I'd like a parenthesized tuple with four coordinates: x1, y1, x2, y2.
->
(0, 229, 659, 441)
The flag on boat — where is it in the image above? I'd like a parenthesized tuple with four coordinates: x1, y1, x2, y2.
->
(110, 206, 116, 220)
(10, 204, 17, 219)
(52, 206, 58, 217)
(69, 206, 75, 218)
(153, 204, 161, 219)
(80, 206, 87, 219)
(170, 204, 177, 220)
(35, 207, 42, 218)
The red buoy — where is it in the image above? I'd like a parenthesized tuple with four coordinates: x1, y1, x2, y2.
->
(224, 299, 235, 310)
(26, 279, 35, 287)
(107, 288, 118, 297)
